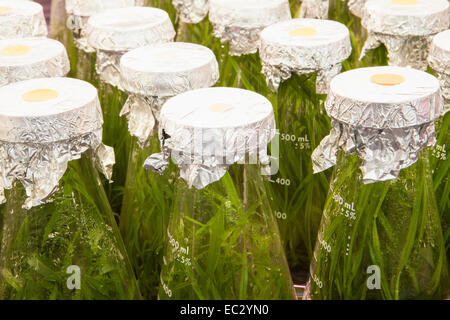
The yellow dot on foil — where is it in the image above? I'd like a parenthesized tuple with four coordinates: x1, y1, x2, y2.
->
(391, 0, 417, 5)
(0, 45, 31, 56)
(0, 6, 12, 15)
(370, 73, 406, 86)
(209, 103, 233, 112)
(289, 27, 317, 37)
(22, 89, 59, 102)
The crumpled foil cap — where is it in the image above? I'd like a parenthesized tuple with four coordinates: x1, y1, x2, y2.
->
(0, 0, 48, 40)
(121, 42, 219, 97)
(348, 0, 367, 17)
(86, 7, 175, 87)
(86, 6, 176, 52)
(363, 0, 449, 37)
(120, 42, 220, 148)
(260, 18, 351, 93)
(173, 0, 209, 24)
(144, 87, 276, 189)
(299, 0, 329, 19)
(428, 29, 450, 113)
(0, 77, 115, 208)
(0, 37, 70, 87)
(360, 0, 449, 70)
(312, 66, 443, 184)
(65, 0, 140, 17)
(209, 0, 291, 56)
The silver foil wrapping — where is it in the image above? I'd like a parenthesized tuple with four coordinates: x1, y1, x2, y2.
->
(86, 7, 176, 87)
(144, 87, 276, 189)
(209, 0, 291, 56)
(299, 0, 329, 19)
(66, 15, 95, 53)
(0, 77, 115, 209)
(360, 0, 449, 70)
(120, 95, 166, 149)
(260, 18, 351, 93)
(172, 0, 209, 24)
(348, 0, 366, 18)
(312, 66, 443, 184)
(65, 0, 139, 17)
(120, 42, 219, 148)
(0, 1, 47, 40)
(0, 37, 70, 87)
(428, 30, 450, 112)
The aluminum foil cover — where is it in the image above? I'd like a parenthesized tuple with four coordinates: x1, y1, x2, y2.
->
(209, 0, 292, 56)
(0, 0, 48, 40)
(66, 15, 96, 53)
(86, 6, 176, 87)
(65, 0, 139, 17)
(312, 66, 443, 184)
(0, 77, 115, 209)
(428, 29, 450, 113)
(0, 37, 70, 87)
(120, 42, 220, 148)
(260, 18, 351, 93)
(348, 0, 367, 18)
(299, 0, 329, 19)
(144, 87, 276, 189)
(360, 0, 449, 70)
(173, 0, 209, 24)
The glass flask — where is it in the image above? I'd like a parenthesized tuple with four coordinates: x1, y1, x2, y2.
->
(305, 66, 449, 300)
(428, 30, 450, 260)
(259, 18, 351, 271)
(0, 0, 47, 40)
(208, 0, 291, 90)
(62, 1, 142, 85)
(359, 0, 449, 71)
(119, 42, 219, 299)
(0, 77, 140, 300)
(289, 0, 301, 17)
(85, 6, 175, 211)
(0, 37, 70, 87)
(145, 87, 296, 300)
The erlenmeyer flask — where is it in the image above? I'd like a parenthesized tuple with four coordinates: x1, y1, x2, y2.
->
(428, 29, 450, 260)
(305, 66, 449, 300)
(0, 37, 70, 87)
(63, 0, 142, 84)
(208, 0, 291, 90)
(359, 0, 449, 71)
(0, 77, 140, 300)
(0, 0, 47, 40)
(119, 42, 219, 298)
(85, 6, 175, 211)
(259, 18, 351, 272)
(145, 87, 296, 300)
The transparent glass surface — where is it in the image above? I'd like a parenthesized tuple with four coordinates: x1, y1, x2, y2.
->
(290, 0, 301, 17)
(267, 73, 331, 270)
(97, 81, 130, 213)
(159, 162, 296, 300)
(328, 0, 389, 70)
(305, 150, 449, 300)
(0, 153, 140, 300)
(120, 136, 176, 299)
(430, 113, 450, 261)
